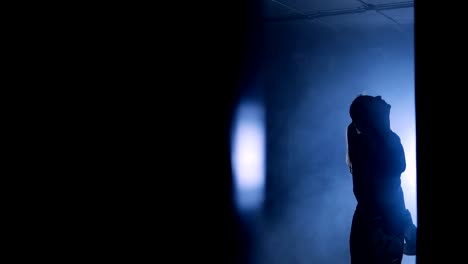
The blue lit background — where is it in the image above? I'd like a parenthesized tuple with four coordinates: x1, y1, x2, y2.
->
(230, 16, 415, 264)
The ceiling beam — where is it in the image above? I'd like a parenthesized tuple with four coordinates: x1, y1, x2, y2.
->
(264, 1, 413, 22)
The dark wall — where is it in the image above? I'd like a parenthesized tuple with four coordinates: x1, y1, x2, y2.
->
(22, 1, 264, 263)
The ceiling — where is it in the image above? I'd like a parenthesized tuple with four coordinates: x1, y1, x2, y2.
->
(262, 0, 414, 30)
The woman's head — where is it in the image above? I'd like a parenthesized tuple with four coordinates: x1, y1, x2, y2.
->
(349, 94, 391, 133)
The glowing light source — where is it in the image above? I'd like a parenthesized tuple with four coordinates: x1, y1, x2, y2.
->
(231, 101, 265, 212)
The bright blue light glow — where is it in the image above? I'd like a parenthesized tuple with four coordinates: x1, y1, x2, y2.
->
(401, 129, 417, 222)
(231, 101, 265, 212)
(388, 103, 417, 225)
(400, 128, 417, 264)
(391, 103, 417, 264)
